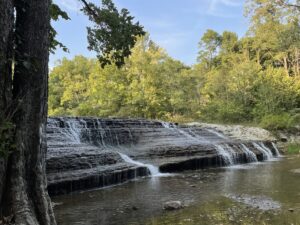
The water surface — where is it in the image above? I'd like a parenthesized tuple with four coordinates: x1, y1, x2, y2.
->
(53, 156, 300, 225)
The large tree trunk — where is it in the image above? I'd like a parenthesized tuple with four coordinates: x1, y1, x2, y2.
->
(0, 0, 14, 213)
(1, 0, 56, 224)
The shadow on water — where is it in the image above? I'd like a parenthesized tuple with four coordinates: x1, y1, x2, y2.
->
(53, 156, 300, 225)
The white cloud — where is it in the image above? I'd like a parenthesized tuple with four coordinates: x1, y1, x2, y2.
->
(54, 0, 82, 13)
(207, 0, 243, 18)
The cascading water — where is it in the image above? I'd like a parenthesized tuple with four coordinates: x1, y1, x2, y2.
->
(215, 145, 234, 166)
(118, 152, 165, 177)
(61, 119, 165, 177)
(253, 142, 273, 160)
(206, 129, 227, 140)
(224, 144, 239, 164)
(160, 121, 207, 143)
(260, 142, 274, 157)
(240, 144, 258, 163)
(160, 120, 273, 166)
(272, 142, 281, 157)
(47, 117, 284, 195)
(65, 120, 81, 143)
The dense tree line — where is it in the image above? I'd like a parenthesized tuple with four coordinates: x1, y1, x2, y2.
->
(49, 1, 300, 130)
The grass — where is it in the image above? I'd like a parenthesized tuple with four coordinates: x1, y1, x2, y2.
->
(287, 143, 300, 155)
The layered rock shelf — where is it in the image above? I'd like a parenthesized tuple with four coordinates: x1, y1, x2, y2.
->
(46, 117, 280, 195)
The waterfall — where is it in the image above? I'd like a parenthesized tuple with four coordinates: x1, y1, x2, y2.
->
(260, 142, 274, 158)
(65, 120, 81, 143)
(240, 144, 258, 163)
(224, 144, 239, 164)
(215, 145, 234, 166)
(253, 142, 272, 160)
(206, 129, 227, 140)
(272, 142, 281, 157)
(118, 152, 165, 177)
(161, 121, 174, 129)
(160, 121, 206, 143)
(96, 119, 106, 147)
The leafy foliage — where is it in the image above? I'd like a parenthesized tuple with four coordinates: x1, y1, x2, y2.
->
(49, 0, 300, 130)
(50, 2, 70, 53)
(82, 0, 145, 67)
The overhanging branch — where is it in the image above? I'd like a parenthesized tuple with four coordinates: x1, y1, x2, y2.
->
(78, 0, 99, 19)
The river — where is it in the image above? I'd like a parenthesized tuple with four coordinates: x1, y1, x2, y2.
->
(53, 156, 300, 225)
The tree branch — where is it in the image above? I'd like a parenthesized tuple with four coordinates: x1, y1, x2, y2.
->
(78, 0, 99, 19)
(276, 0, 300, 10)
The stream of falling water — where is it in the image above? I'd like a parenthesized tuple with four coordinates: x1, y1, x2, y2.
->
(118, 152, 169, 177)
(159, 121, 280, 166)
(53, 118, 280, 175)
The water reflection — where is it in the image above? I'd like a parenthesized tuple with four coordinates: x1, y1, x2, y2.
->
(53, 157, 300, 225)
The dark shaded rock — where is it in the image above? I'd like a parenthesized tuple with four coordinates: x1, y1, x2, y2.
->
(132, 206, 138, 211)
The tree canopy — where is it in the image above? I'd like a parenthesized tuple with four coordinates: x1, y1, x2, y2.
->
(49, 0, 300, 130)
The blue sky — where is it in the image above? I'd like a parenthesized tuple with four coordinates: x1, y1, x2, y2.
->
(50, 0, 247, 67)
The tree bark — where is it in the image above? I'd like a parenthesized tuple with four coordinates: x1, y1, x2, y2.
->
(0, 0, 56, 224)
(295, 48, 299, 76)
(256, 50, 261, 66)
(283, 56, 289, 76)
(0, 0, 14, 213)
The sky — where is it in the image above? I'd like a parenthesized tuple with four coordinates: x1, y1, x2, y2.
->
(50, 0, 248, 68)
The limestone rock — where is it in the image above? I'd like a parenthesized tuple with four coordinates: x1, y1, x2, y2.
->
(163, 201, 184, 210)
(46, 117, 280, 195)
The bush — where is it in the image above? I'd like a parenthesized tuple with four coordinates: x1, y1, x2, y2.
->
(289, 113, 300, 127)
(287, 143, 300, 155)
(260, 114, 291, 130)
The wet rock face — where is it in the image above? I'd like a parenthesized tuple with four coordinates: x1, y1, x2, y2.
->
(46, 117, 280, 195)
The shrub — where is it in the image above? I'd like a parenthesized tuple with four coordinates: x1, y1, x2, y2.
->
(287, 143, 300, 155)
(289, 113, 300, 127)
(260, 114, 291, 130)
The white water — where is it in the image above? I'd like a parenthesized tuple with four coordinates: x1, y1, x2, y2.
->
(161, 121, 265, 166)
(65, 121, 81, 143)
(161, 121, 207, 143)
(206, 129, 227, 140)
(240, 144, 258, 162)
(260, 142, 274, 156)
(272, 142, 281, 157)
(215, 145, 234, 166)
(96, 119, 106, 147)
(118, 152, 167, 177)
(161, 121, 174, 129)
(253, 142, 273, 160)
(224, 144, 239, 164)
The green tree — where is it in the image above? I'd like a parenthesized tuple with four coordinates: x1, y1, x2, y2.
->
(197, 29, 222, 69)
